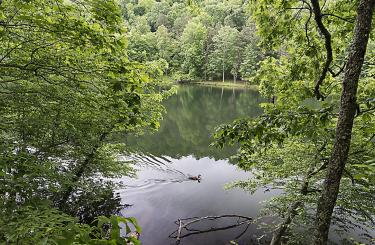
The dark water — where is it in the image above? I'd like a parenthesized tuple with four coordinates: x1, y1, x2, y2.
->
(119, 85, 273, 245)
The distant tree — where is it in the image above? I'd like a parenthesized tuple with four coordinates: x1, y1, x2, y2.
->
(210, 26, 239, 82)
(239, 24, 262, 82)
(147, 1, 172, 30)
(180, 21, 208, 79)
(128, 30, 158, 62)
(156, 25, 178, 74)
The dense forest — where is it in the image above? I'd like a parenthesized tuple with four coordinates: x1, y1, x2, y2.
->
(1, 0, 375, 245)
(121, 0, 263, 82)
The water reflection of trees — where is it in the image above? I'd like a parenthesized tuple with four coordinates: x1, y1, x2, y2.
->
(125, 86, 264, 160)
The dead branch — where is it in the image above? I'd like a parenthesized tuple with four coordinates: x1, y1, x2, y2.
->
(169, 215, 253, 244)
(176, 220, 182, 244)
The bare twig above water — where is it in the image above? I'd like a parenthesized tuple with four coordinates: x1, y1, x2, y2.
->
(169, 214, 253, 244)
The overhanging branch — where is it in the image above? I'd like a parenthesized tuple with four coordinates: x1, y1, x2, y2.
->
(310, 0, 333, 100)
(322, 13, 355, 23)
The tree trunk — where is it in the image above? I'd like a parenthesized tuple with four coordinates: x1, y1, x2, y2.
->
(271, 142, 327, 245)
(59, 131, 109, 207)
(222, 62, 225, 83)
(313, 1, 375, 244)
(220, 87, 224, 103)
(204, 45, 208, 81)
(270, 201, 302, 245)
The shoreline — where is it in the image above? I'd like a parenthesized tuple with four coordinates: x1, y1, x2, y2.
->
(177, 80, 258, 90)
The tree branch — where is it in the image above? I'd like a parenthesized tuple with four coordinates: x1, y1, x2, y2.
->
(169, 215, 253, 243)
(310, 0, 333, 100)
(59, 131, 111, 206)
(271, 142, 327, 244)
(270, 201, 302, 245)
(305, 7, 313, 47)
(356, 106, 375, 117)
(328, 62, 346, 77)
(322, 13, 355, 23)
(343, 168, 355, 186)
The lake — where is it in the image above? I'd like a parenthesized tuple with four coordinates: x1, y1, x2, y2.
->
(118, 85, 277, 245)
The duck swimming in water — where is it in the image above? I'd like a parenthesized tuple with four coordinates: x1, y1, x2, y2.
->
(188, 174, 201, 181)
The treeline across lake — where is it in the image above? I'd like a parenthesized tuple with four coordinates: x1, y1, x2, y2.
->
(121, 0, 265, 82)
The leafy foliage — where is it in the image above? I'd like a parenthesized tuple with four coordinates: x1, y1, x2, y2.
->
(120, 0, 264, 81)
(0, 0, 168, 243)
(213, 0, 375, 243)
(1, 205, 141, 244)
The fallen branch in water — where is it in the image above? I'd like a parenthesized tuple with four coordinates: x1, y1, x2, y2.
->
(177, 219, 182, 243)
(169, 214, 253, 244)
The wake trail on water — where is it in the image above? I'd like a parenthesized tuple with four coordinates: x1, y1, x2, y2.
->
(123, 151, 186, 176)
(118, 151, 195, 192)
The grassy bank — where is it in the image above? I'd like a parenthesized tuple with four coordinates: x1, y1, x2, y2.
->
(161, 76, 258, 89)
(188, 80, 257, 89)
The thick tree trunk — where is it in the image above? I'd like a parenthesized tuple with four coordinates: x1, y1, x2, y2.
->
(313, 1, 375, 244)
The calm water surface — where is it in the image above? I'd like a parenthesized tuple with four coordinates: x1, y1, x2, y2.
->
(119, 85, 273, 245)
